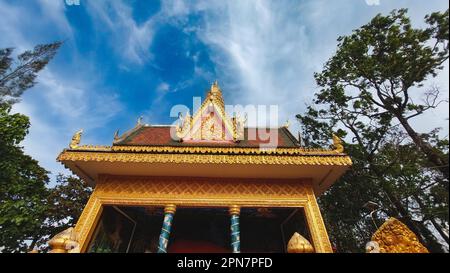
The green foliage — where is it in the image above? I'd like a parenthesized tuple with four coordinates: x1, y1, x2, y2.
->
(0, 104, 49, 252)
(35, 175, 92, 251)
(313, 8, 449, 178)
(0, 104, 91, 252)
(0, 42, 90, 253)
(297, 9, 449, 252)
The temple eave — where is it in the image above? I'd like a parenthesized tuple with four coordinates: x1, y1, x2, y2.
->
(57, 149, 351, 196)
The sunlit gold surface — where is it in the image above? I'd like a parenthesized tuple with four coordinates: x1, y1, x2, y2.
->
(229, 205, 241, 216)
(176, 81, 242, 141)
(58, 150, 352, 166)
(69, 129, 83, 149)
(287, 232, 314, 253)
(73, 175, 333, 253)
(371, 217, 429, 253)
(65, 143, 349, 155)
(48, 227, 80, 253)
(164, 204, 177, 214)
(332, 134, 344, 153)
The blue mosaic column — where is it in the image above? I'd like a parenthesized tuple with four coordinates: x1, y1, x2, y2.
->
(229, 205, 241, 253)
(157, 204, 176, 253)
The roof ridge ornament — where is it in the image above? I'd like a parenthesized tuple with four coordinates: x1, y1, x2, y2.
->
(69, 129, 83, 149)
(176, 82, 239, 142)
(211, 80, 221, 94)
(137, 116, 143, 126)
(332, 133, 344, 153)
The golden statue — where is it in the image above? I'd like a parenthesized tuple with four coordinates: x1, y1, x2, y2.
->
(287, 232, 314, 253)
(369, 217, 428, 253)
(48, 227, 80, 253)
(332, 134, 344, 153)
(69, 129, 83, 149)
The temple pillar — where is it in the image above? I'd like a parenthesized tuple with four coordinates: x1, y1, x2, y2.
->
(304, 185, 333, 253)
(157, 204, 176, 253)
(73, 190, 103, 253)
(229, 205, 241, 253)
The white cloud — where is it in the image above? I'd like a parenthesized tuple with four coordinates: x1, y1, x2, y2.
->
(10, 67, 123, 183)
(1, 1, 124, 181)
(85, 1, 156, 64)
(159, 0, 449, 134)
(157, 82, 170, 92)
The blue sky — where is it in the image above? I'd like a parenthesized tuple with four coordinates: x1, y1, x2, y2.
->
(1, 0, 448, 181)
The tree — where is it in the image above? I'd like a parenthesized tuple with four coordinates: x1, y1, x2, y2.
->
(313, 9, 449, 180)
(0, 104, 49, 252)
(34, 175, 92, 251)
(297, 9, 449, 252)
(0, 42, 61, 105)
(0, 42, 61, 252)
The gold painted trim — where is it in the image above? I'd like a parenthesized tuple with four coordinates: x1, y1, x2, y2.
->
(164, 204, 177, 214)
(304, 185, 333, 253)
(58, 151, 352, 166)
(67, 144, 347, 156)
(229, 205, 241, 216)
(74, 190, 103, 253)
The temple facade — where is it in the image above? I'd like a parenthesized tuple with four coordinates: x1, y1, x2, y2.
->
(54, 81, 352, 253)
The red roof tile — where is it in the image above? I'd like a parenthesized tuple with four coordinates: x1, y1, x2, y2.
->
(116, 126, 299, 148)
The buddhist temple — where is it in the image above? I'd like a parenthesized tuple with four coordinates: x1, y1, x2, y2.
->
(54, 81, 352, 253)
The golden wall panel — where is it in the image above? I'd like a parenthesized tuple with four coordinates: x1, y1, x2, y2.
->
(95, 175, 309, 204)
(74, 175, 333, 253)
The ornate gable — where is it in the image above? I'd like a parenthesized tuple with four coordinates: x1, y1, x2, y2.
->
(176, 81, 244, 143)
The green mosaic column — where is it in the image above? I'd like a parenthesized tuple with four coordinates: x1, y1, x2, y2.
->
(229, 205, 241, 253)
(157, 204, 176, 253)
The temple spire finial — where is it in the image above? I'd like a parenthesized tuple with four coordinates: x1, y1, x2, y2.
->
(210, 80, 221, 95)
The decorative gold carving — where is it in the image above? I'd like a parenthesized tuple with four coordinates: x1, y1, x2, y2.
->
(229, 205, 241, 216)
(74, 191, 103, 253)
(72, 176, 335, 254)
(231, 114, 246, 141)
(175, 81, 239, 141)
(72, 145, 111, 151)
(176, 111, 193, 140)
(197, 112, 225, 141)
(48, 227, 80, 253)
(74, 176, 317, 252)
(164, 204, 177, 214)
(58, 150, 352, 166)
(304, 185, 333, 253)
(283, 119, 290, 128)
(370, 217, 429, 253)
(69, 129, 83, 149)
(332, 134, 344, 153)
(68, 142, 350, 156)
(287, 232, 314, 253)
(96, 176, 309, 202)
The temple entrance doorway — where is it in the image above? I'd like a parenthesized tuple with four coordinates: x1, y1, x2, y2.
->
(169, 208, 231, 253)
(86, 206, 311, 253)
